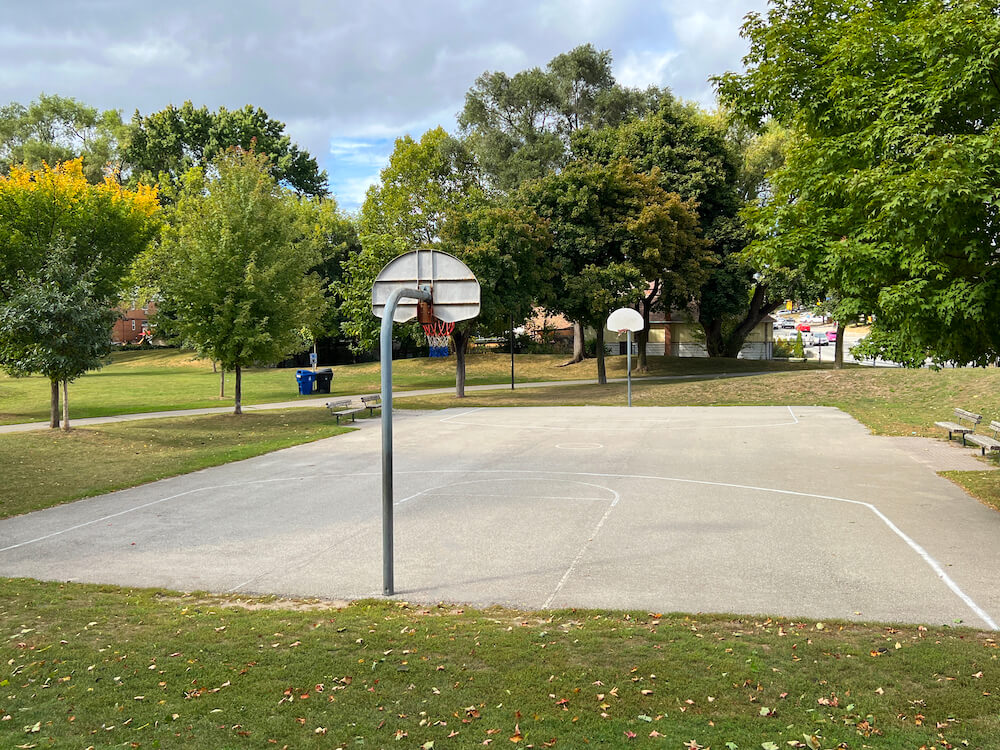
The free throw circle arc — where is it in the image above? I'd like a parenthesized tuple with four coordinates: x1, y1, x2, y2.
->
(372, 249, 481, 323)
(606, 307, 644, 333)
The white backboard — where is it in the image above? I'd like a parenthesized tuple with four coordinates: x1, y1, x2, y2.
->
(606, 307, 644, 333)
(372, 250, 481, 323)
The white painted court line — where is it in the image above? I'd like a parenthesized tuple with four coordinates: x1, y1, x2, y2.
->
(0, 475, 314, 554)
(228, 480, 616, 594)
(542, 485, 621, 609)
(416, 468, 996, 630)
(439, 407, 801, 432)
(2, 465, 993, 629)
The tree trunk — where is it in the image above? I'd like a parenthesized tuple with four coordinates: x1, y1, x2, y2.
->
(700, 315, 725, 357)
(220, 369, 226, 398)
(212, 359, 217, 374)
(596, 326, 607, 385)
(234, 364, 242, 414)
(701, 282, 782, 359)
(565, 320, 585, 364)
(61, 379, 70, 431)
(49, 378, 60, 429)
(635, 281, 659, 373)
(834, 322, 847, 369)
(453, 329, 468, 397)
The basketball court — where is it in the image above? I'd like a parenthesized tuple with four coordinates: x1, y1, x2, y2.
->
(2, 404, 999, 629)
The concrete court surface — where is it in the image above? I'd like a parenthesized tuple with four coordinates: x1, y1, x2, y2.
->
(1, 405, 998, 630)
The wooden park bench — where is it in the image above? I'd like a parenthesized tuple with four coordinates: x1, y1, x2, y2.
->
(935, 408, 982, 445)
(325, 399, 365, 424)
(361, 394, 382, 416)
(965, 420, 1000, 457)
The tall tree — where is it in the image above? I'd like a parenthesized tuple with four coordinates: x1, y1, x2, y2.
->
(717, 0, 1000, 366)
(438, 203, 553, 396)
(339, 128, 485, 352)
(155, 149, 326, 413)
(0, 158, 160, 425)
(0, 94, 123, 183)
(294, 196, 361, 347)
(121, 102, 328, 197)
(520, 160, 707, 383)
(0, 244, 117, 430)
(459, 44, 663, 362)
(573, 100, 752, 362)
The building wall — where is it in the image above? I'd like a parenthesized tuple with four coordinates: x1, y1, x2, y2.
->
(668, 321, 773, 359)
(111, 304, 153, 344)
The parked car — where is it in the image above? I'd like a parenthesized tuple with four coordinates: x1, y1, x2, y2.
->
(810, 332, 829, 346)
(781, 319, 796, 329)
(826, 331, 837, 343)
(796, 322, 811, 332)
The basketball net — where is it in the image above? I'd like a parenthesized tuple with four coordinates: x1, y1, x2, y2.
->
(422, 320, 454, 357)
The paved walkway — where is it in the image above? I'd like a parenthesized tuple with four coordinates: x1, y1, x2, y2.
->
(0, 371, 767, 434)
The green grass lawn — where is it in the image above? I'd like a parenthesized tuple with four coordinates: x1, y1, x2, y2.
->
(0, 409, 351, 519)
(0, 348, 822, 425)
(1, 579, 997, 749)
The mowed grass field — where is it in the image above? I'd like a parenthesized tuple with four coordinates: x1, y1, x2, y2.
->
(2, 579, 999, 750)
(0, 410, 351, 519)
(0, 348, 820, 425)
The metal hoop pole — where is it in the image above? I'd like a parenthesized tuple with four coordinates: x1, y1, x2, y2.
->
(380, 286, 431, 596)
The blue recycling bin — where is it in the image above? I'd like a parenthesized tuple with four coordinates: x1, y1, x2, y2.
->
(295, 369, 316, 395)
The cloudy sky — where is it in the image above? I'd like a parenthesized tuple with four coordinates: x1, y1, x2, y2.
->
(3, 0, 768, 210)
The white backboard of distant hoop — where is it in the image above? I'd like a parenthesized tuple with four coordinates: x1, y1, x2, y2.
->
(606, 307, 643, 333)
(372, 249, 481, 323)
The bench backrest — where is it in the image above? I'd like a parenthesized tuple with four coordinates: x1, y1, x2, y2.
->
(989, 420, 1000, 436)
(362, 395, 381, 405)
(955, 408, 982, 424)
(327, 399, 351, 408)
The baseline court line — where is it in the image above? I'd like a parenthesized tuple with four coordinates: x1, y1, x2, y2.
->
(439, 407, 800, 432)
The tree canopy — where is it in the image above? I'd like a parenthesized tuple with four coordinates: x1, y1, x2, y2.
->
(155, 149, 326, 413)
(458, 44, 662, 191)
(0, 158, 161, 303)
(0, 94, 122, 183)
(121, 101, 328, 197)
(0, 158, 160, 426)
(717, 0, 1000, 366)
(520, 159, 706, 382)
(340, 127, 485, 351)
(0, 244, 116, 429)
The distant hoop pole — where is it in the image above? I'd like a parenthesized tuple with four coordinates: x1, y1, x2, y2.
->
(606, 308, 644, 408)
(380, 285, 431, 596)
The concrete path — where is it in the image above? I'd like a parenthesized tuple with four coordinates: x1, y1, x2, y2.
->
(2, 405, 998, 629)
(0, 371, 768, 433)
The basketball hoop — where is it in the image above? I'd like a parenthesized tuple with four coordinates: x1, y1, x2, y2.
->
(423, 320, 454, 357)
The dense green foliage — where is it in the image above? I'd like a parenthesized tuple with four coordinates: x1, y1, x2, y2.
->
(459, 44, 661, 191)
(520, 160, 707, 383)
(718, 0, 1000, 366)
(339, 128, 485, 350)
(0, 93, 122, 183)
(156, 150, 326, 412)
(0, 159, 161, 425)
(122, 101, 328, 197)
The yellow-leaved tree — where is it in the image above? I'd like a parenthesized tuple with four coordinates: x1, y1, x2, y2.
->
(0, 159, 161, 427)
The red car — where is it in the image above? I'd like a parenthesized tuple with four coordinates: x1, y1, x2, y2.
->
(796, 322, 811, 332)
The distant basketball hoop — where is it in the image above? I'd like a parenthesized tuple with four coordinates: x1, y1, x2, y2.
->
(606, 307, 644, 407)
